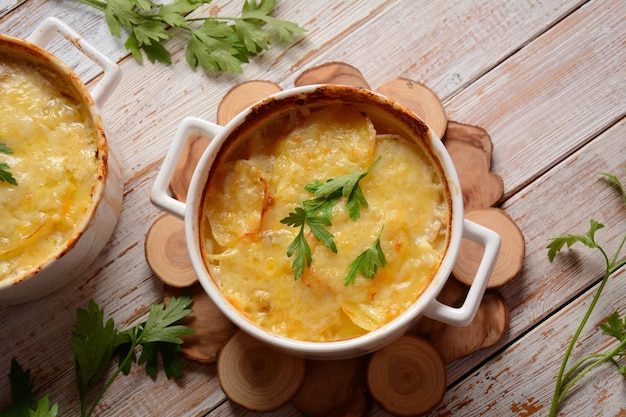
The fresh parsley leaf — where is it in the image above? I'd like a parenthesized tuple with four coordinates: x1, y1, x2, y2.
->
(137, 341, 185, 380)
(0, 142, 14, 154)
(285, 227, 312, 280)
(187, 23, 245, 73)
(0, 359, 34, 417)
(0, 143, 17, 185)
(0, 360, 58, 417)
(601, 168, 626, 205)
(242, 0, 303, 42)
(29, 397, 58, 417)
(546, 219, 603, 262)
(75, 0, 306, 74)
(600, 311, 626, 341)
(311, 156, 381, 221)
(281, 205, 336, 280)
(344, 226, 387, 285)
(71, 300, 118, 403)
(140, 295, 195, 344)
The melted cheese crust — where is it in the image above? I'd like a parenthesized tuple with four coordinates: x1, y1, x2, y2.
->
(0, 53, 97, 281)
(201, 105, 448, 341)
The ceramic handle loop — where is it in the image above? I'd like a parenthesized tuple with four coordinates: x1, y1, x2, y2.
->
(26, 17, 121, 108)
(424, 218, 501, 327)
(151, 117, 223, 219)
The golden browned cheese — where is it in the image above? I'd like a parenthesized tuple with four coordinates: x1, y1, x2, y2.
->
(200, 105, 448, 342)
(0, 53, 98, 281)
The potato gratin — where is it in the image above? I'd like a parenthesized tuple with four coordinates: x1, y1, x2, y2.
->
(200, 105, 449, 342)
(0, 52, 98, 282)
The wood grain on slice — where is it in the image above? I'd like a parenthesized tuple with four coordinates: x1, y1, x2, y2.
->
(294, 62, 370, 89)
(453, 208, 525, 288)
(428, 291, 510, 363)
(145, 214, 197, 288)
(217, 330, 306, 412)
(367, 336, 446, 416)
(170, 133, 211, 202)
(375, 78, 448, 139)
(291, 356, 370, 417)
(442, 121, 504, 210)
(164, 284, 236, 364)
(216, 80, 282, 126)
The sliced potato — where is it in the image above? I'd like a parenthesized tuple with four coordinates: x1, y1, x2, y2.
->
(205, 159, 267, 247)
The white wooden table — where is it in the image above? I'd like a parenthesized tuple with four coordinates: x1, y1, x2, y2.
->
(1, 1, 624, 415)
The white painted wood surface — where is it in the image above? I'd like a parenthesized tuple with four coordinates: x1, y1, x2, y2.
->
(1, 1, 624, 416)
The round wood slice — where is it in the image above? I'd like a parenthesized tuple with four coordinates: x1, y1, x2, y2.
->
(170, 133, 211, 202)
(218, 330, 306, 412)
(291, 356, 370, 417)
(367, 335, 446, 416)
(453, 208, 525, 288)
(294, 62, 370, 89)
(442, 121, 504, 210)
(428, 291, 510, 363)
(145, 214, 197, 288)
(216, 80, 282, 126)
(375, 78, 447, 140)
(164, 284, 237, 364)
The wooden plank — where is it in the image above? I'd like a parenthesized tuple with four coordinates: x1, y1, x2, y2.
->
(444, 0, 626, 199)
(0, 0, 26, 18)
(427, 269, 626, 416)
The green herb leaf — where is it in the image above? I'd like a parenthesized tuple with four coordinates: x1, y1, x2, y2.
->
(546, 219, 604, 262)
(28, 397, 58, 417)
(600, 311, 626, 341)
(0, 360, 58, 417)
(0, 359, 34, 417)
(187, 24, 245, 73)
(311, 156, 381, 221)
(0, 143, 14, 154)
(600, 169, 626, 205)
(285, 227, 312, 280)
(0, 143, 17, 185)
(72, 300, 118, 403)
(344, 226, 387, 285)
(281, 204, 336, 280)
(140, 295, 195, 344)
(137, 342, 185, 380)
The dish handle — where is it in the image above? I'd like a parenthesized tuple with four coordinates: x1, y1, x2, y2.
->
(423, 219, 501, 327)
(151, 117, 223, 219)
(26, 17, 121, 108)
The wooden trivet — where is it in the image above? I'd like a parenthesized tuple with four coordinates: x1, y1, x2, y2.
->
(145, 62, 526, 416)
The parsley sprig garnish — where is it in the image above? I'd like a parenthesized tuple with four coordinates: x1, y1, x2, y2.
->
(0, 142, 17, 185)
(280, 157, 384, 282)
(280, 203, 337, 280)
(0, 296, 195, 417)
(344, 226, 388, 286)
(546, 168, 626, 416)
(75, 0, 306, 73)
(306, 156, 382, 221)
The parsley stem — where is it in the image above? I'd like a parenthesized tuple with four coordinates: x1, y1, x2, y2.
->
(558, 337, 626, 403)
(549, 241, 625, 417)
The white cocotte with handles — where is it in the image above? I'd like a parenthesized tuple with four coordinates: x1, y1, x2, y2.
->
(151, 85, 500, 359)
(0, 18, 123, 305)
